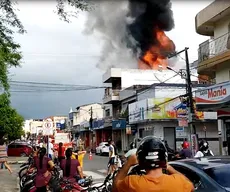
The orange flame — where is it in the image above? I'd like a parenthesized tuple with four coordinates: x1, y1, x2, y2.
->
(138, 28, 175, 70)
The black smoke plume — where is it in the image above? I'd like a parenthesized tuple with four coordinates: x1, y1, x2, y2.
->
(84, 0, 175, 71)
(127, 0, 174, 57)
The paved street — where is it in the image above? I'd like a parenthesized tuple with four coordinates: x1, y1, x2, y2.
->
(0, 154, 109, 192)
(83, 153, 109, 183)
(0, 164, 20, 192)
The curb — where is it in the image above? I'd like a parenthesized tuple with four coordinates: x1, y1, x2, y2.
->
(8, 161, 27, 164)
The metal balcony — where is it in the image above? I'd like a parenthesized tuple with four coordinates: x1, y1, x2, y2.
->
(197, 32, 230, 75)
(103, 89, 120, 104)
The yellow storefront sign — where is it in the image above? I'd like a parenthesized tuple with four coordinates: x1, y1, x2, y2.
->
(147, 97, 204, 120)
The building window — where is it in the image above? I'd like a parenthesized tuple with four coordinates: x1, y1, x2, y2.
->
(105, 109, 110, 117)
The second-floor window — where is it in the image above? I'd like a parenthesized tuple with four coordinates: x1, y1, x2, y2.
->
(105, 109, 110, 117)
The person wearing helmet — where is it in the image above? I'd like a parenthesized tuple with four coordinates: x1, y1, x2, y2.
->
(112, 136, 194, 192)
(177, 141, 192, 159)
(194, 140, 214, 158)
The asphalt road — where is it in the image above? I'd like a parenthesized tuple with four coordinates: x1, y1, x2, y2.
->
(83, 153, 109, 183)
(0, 154, 109, 192)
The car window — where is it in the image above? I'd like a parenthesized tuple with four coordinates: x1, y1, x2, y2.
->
(15, 144, 25, 148)
(8, 144, 15, 149)
(171, 165, 205, 190)
(204, 164, 230, 188)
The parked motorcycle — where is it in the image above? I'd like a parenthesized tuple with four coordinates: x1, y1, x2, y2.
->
(19, 155, 34, 179)
(60, 176, 93, 192)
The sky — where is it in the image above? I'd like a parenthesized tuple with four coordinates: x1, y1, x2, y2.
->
(9, 1, 212, 119)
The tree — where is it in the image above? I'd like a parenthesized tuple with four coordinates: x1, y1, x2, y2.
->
(0, 93, 24, 140)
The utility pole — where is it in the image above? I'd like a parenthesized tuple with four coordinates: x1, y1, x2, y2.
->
(168, 47, 197, 155)
(185, 47, 195, 132)
(89, 106, 93, 130)
(184, 47, 198, 156)
(89, 106, 93, 151)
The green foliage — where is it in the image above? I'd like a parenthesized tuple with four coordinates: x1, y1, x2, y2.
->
(0, 0, 25, 139)
(56, 0, 93, 22)
(0, 93, 24, 140)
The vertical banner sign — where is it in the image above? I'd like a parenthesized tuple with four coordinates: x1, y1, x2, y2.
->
(191, 134, 198, 157)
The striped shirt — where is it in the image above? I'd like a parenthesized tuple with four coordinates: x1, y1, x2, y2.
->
(0, 145, 8, 162)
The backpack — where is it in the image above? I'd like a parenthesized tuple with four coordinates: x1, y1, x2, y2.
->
(203, 150, 212, 157)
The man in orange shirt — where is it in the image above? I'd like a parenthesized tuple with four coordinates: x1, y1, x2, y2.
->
(112, 136, 194, 192)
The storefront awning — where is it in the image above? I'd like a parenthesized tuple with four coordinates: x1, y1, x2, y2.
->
(195, 81, 230, 111)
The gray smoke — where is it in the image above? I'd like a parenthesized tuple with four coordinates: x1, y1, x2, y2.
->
(84, 0, 175, 71)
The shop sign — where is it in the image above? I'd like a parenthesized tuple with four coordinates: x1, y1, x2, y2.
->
(112, 119, 126, 129)
(195, 81, 230, 105)
(178, 119, 188, 127)
(129, 99, 147, 123)
(191, 134, 198, 156)
(92, 119, 104, 130)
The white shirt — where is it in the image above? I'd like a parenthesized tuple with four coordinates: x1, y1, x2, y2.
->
(194, 150, 214, 158)
(39, 143, 43, 148)
(48, 142, 54, 155)
(109, 145, 115, 157)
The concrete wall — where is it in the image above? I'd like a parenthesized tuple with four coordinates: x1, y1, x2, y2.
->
(215, 62, 230, 83)
(214, 18, 230, 38)
(137, 88, 155, 101)
(73, 104, 104, 126)
(136, 121, 219, 155)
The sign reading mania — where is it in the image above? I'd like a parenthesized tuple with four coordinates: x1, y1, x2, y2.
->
(195, 81, 230, 105)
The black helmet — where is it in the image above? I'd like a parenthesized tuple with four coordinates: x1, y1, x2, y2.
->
(199, 140, 209, 151)
(137, 136, 168, 170)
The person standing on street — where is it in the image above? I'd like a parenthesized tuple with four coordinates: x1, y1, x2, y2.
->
(58, 142, 65, 164)
(107, 140, 116, 175)
(48, 138, 54, 160)
(0, 138, 12, 174)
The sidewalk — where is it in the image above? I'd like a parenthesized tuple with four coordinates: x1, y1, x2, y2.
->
(0, 166, 19, 192)
(7, 157, 27, 164)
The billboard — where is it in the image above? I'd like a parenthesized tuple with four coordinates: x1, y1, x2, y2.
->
(129, 99, 147, 123)
(147, 97, 216, 120)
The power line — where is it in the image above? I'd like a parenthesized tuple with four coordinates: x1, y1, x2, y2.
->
(9, 80, 108, 88)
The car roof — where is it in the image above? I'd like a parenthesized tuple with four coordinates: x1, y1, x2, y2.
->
(100, 142, 108, 144)
(170, 156, 230, 170)
(10, 141, 29, 145)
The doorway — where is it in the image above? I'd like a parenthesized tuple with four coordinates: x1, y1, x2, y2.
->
(164, 127, 176, 150)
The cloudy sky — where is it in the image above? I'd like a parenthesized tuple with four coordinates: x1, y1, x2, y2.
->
(9, 1, 212, 119)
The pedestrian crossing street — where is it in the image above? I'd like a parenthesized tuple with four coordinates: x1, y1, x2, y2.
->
(84, 169, 107, 181)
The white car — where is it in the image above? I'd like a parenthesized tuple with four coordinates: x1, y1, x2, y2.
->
(95, 142, 110, 155)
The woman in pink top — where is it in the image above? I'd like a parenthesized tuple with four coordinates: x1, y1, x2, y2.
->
(33, 147, 54, 192)
(60, 148, 84, 183)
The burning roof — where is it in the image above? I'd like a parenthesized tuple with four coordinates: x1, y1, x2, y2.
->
(85, 0, 175, 71)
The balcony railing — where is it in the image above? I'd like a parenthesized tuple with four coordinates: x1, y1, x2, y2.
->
(198, 32, 230, 63)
